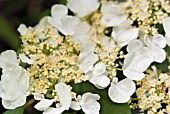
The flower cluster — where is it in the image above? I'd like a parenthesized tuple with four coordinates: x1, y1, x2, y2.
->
(131, 66, 170, 114)
(0, 0, 170, 114)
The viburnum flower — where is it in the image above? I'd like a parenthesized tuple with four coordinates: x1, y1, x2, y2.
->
(108, 77, 136, 103)
(0, 50, 29, 109)
(86, 62, 110, 89)
(100, 4, 128, 27)
(70, 92, 100, 114)
(143, 34, 166, 63)
(111, 20, 139, 47)
(123, 40, 154, 80)
(78, 42, 98, 74)
(48, 5, 80, 35)
(67, 0, 100, 18)
(35, 82, 72, 114)
(163, 17, 170, 46)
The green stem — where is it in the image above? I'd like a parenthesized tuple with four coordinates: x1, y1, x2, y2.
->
(24, 99, 35, 108)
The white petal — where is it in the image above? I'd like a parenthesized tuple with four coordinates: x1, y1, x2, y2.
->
(93, 62, 106, 76)
(36, 16, 49, 30)
(0, 50, 18, 65)
(43, 107, 65, 114)
(165, 34, 170, 46)
(81, 101, 100, 114)
(1, 72, 23, 101)
(17, 24, 28, 35)
(100, 4, 127, 27)
(123, 69, 145, 81)
(55, 82, 71, 110)
(124, 47, 154, 72)
(34, 99, 54, 111)
(19, 54, 34, 64)
(150, 45, 166, 63)
(163, 17, 170, 34)
(79, 42, 95, 60)
(127, 40, 143, 53)
(152, 34, 166, 48)
(18, 72, 29, 93)
(70, 22, 90, 43)
(108, 78, 136, 103)
(89, 75, 110, 89)
(80, 92, 100, 103)
(51, 5, 68, 19)
(78, 53, 98, 73)
(57, 16, 80, 35)
(113, 28, 139, 47)
(102, 36, 115, 49)
(2, 95, 26, 109)
(67, 0, 99, 17)
(70, 101, 81, 110)
(34, 93, 44, 101)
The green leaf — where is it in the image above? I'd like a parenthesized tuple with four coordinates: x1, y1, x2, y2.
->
(0, 16, 20, 49)
(3, 106, 24, 114)
(69, 81, 131, 114)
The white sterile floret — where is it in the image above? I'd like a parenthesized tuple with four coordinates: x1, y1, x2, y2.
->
(67, 0, 100, 18)
(19, 54, 35, 64)
(78, 42, 98, 74)
(41, 82, 72, 114)
(108, 77, 136, 103)
(34, 93, 44, 101)
(143, 34, 166, 63)
(0, 71, 29, 109)
(70, 22, 90, 43)
(48, 5, 68, 25)
(127, 39, 143, 53)
(123, 46, 154, 80)
(102, 36, 115, 49)
(100, 4, 128, 27)
(17, 24, 28, 36)
(34, 99, 54, 111)
(0, 50, 21, 75)
(163, 17, 170, 46)
(112, 20, 139, 47)
(86, 62, 110, 89)
(48, 4, 80, 36)
(56, 16, 81, 35)
(70, 92, 100, 114)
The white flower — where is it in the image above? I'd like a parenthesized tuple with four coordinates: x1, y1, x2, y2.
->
(48, 5, 80, 35)
(19, 54, 35, 64)
(34, 92, 44, 101)
(70, 22, 90, 43)
(163, 17, 170, 46)
(38, 82, 72, 114)
(100, 4, 128, 27)
(17, 24, 28, 36)
(34, 99, 54, 111)
(56, 16, 80, 35)
(123, 46, 154, 80)
(112, 20, 139, 47)
(101, 36, 115, 49)
(86, 62, 110, 89)
(143, 34, 166, 63)
(67, 0, 100, 18)
(0, 50, 21, 75)
(78, 42, 98, 73)
(127, 39, 143, 53)
(0, 71, 29, 109)
(70, 92, 100, 114)
(108, 77, 136, 103)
